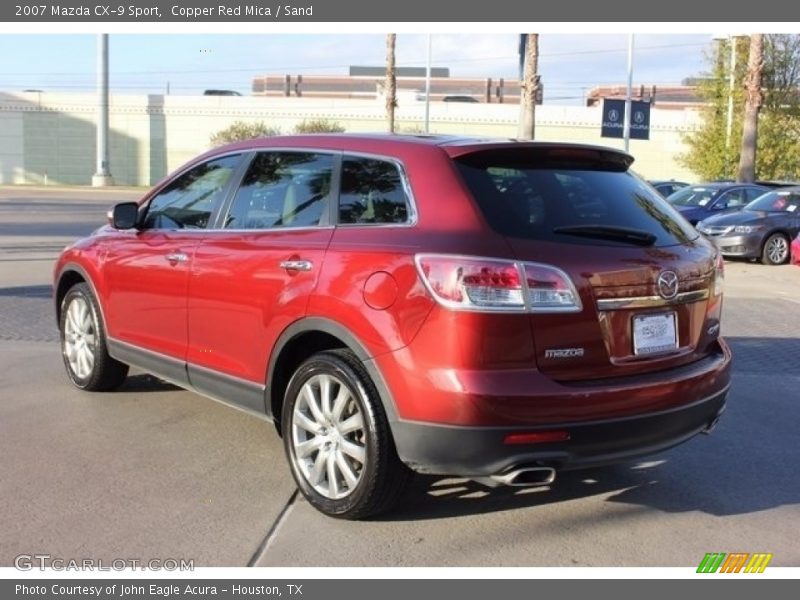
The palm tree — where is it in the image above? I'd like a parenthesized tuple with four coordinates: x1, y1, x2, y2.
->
(737, 34, 764, 182)
(385, 34, 397, 133)
(518, 33, 540, 140)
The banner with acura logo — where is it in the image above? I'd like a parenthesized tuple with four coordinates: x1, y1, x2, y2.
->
(601, 98, 650, 140)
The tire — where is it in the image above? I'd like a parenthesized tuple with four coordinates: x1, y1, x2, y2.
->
(281, 349, 411, 519)
(59, 282, 129, 391)
(761, 233, 789, 265)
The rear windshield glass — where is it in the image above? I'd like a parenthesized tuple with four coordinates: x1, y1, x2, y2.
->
(667, 186, 717, 207)
(455, 153, 698, 247)
(745, 189, 800, 212)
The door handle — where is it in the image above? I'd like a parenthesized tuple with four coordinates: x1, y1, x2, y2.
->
(165, 252, 189, 264)
(280, 259, 313, 272)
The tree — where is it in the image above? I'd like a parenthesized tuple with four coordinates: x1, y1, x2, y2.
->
(294, 119, 345, 133)
(518, 34, 540, 140)
(210, 121, 280, 146)
(737, 34, 764, 182)
(681, 35, 800, 181)
(385, 34, 397, 134)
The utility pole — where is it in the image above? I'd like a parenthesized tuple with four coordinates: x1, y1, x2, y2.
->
(737, 34, 764, 183)
(517, 33, 539, 140)
(92, 34, 113, 186)
(385, 34, 397, 134)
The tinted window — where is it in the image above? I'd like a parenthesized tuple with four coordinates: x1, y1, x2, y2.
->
(455, 155, 698, 247)
(144, 155, 241, 229)
(224, 152, 334, 229)
(338, 157, 410, 225)
(745, 187, 767, 202)
(746, 190, 800, 213)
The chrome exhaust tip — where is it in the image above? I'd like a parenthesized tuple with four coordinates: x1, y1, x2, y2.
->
(489, 466, 556, 487)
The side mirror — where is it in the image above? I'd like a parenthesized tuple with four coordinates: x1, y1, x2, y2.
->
(111, 202, 140, 229)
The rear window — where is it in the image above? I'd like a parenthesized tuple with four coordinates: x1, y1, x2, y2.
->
(455, 153, 698, 247)
(745, 189, 800, 212)
(668, 186, 717, 207)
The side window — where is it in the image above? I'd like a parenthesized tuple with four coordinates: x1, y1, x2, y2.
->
(745, 188, 765, 202)
(143, 155, 241, 229)
(718, 189, 746, 209)
(224, 152, 333, 229)
(338, 156, 410, 225)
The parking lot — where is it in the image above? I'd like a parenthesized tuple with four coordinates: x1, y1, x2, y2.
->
(1, 187, 798, 567)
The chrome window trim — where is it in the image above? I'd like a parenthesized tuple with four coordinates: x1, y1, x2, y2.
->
(596, 289, 710, 311)
(201, 225, 336, 235)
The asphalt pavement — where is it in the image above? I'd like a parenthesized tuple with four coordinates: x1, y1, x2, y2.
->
(1, 187, 798, 567)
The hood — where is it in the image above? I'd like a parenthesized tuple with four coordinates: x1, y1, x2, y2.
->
(699, 209, 768, 227)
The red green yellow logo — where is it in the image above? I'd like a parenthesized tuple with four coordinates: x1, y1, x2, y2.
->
(697, 553, 773, 573)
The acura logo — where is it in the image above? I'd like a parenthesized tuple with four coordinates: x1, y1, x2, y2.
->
(657, 270, 679, 300)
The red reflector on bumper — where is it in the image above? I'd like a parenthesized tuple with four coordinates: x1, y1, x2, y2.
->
(504, 431, 570, 445)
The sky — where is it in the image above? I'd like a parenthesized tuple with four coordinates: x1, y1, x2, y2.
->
(0, 33, 716, 105)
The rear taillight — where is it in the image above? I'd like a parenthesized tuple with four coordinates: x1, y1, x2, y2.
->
(415, 254, 582, 313)
(713, 252, 724, 297)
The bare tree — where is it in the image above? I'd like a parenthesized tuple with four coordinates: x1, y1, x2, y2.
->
(737, 34, 764, 182)
(385, 34, 397, 133)
(517, 33, 540, 140)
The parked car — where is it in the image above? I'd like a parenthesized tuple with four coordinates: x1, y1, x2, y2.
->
(649, 179, 689, 198)
(54, 136, 731, 519)
(697, 187, 800, 265)
(666, 183, 770, 225)
(792, 233, 800, 266)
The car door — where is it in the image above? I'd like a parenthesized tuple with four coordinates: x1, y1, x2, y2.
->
(185, 150, 337, 413)
(102, 154, 243, 383)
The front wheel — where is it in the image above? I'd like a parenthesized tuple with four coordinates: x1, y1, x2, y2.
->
(59, 282, 129, 391)
(281, 350, 411, 519)
(762, 233, 789, 265)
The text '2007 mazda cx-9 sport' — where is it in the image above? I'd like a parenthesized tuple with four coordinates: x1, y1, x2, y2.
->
(54, 135, 731, 519)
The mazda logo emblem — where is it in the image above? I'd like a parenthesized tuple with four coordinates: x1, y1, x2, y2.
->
(657, 270, 679, 300)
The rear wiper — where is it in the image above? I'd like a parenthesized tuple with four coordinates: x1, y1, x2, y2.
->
(553, 225, 657, 246)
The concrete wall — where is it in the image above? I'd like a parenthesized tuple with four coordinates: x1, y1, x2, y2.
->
(0, 91, 702, 186)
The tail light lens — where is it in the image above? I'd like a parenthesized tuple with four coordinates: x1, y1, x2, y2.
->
(415, 254, 582, 313)
(713, 252, 724, 297)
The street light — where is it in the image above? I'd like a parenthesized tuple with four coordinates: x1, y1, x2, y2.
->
(712, 33, 745, 147)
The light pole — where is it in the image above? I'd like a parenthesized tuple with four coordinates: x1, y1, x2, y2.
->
(92, 33, 113, 186)
(424, 34, 432, 134)
(623, 34, 634, 153)
(713, 33, 743, 147)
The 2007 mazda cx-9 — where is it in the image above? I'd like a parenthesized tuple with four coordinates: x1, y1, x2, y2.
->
(54, 135, 731, 519)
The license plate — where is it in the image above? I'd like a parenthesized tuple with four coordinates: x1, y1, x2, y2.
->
(633, 312, 678, 356)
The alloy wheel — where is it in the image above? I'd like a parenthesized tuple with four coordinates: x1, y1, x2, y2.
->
(290, 373, 366, 500)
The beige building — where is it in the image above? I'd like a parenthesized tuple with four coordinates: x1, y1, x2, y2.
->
(0, 91, 702, 187)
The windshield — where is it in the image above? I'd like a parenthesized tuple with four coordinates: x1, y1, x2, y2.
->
(667, 186, 718, 207)
(745, 190, 800, 213)
(455, 152, 699, 247)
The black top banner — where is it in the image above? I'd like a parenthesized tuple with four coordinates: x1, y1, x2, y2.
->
(2, 0, 798, 21)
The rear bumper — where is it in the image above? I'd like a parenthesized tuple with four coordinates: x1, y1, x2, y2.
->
(393, 385, 728, 477)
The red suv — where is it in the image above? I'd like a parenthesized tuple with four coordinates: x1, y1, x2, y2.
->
(54, 135, 731, 519)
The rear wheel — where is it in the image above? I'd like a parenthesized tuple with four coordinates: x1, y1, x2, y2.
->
(282, 349, 411, 519)
(762, 233, 789, 265)
(60, 283, 129, 391)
